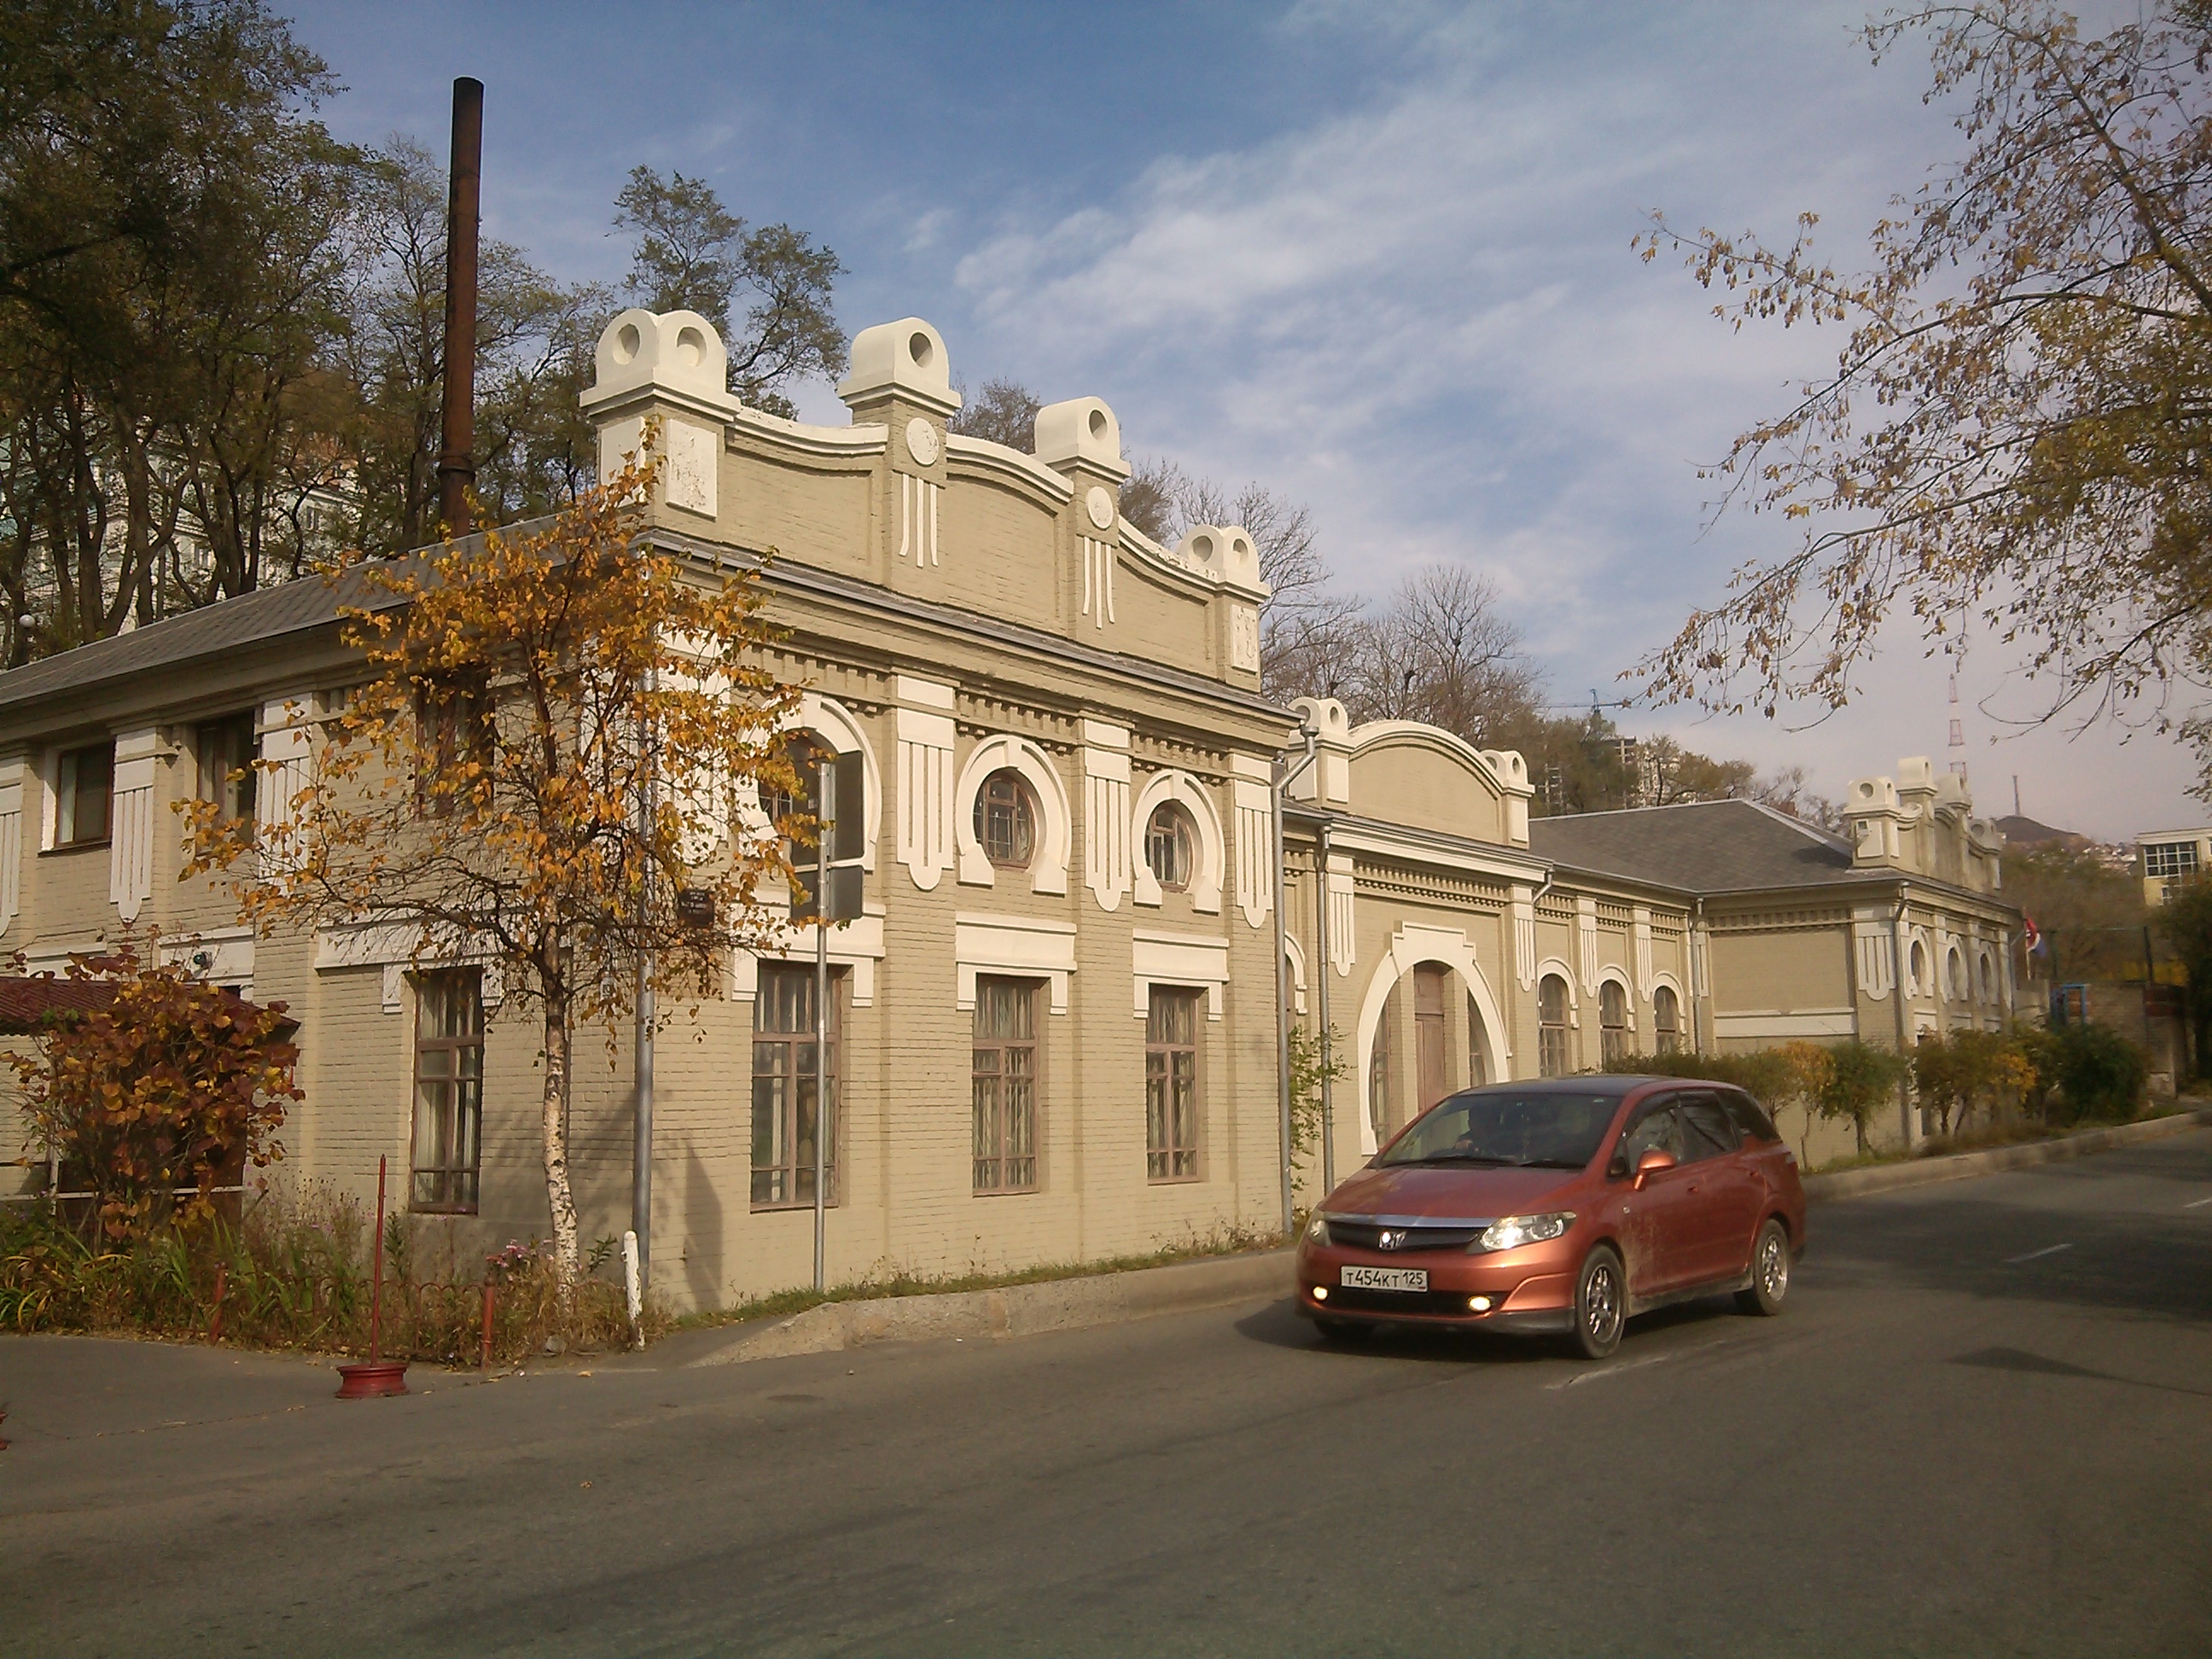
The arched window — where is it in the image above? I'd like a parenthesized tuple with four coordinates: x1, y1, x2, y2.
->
(760, 734, 827, 853)
(1652, 985, 1681, 1055)
(1598, 980, 1628, 1065)
(1909, 940, 1928, 996)
(974, 768, 1037, 869)
(1979, 950, 1996, 1001)
(1947, 948, 1967, 1002)
(1538, 974, 1570, 1078)
(1144, 802, 1195, 891)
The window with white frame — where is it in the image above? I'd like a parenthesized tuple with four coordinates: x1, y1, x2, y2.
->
(410, 969, 484, 1212)
(1652, 985, 1682, 1055)
(1538, 974, 1571, 1077)
(972, 976, 1040, 1194)
(2145, 841, 2198, 879)
(196, 713, 259, 824)
(53, 742, 114, 847)
(752, 963, 841, 1207)
(974, 768, 1038, 870)
(1598, 980, 1629, 1065)
(1145, 986, 1202, 1180)
(1144, 802, 1195, 891)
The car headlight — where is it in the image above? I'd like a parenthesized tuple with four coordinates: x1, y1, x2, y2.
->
(1304, 1214, 1331, 1248)
(1472, 1212, 1575, 1253)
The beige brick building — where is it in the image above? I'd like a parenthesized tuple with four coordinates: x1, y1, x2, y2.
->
(0, 309, 2020, 1308)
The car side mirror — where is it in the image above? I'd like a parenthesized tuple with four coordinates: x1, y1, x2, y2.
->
(1633, 1149, 1677, 1190)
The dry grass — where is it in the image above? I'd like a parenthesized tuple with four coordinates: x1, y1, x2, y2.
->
(0, 1179, 663, 1365)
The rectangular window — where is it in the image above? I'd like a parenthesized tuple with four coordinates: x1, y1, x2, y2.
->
(415, 680, 492, 814)
(1145, 986, 1202, 1181)
(971, 976, 1039, 1193)
(410, 969, 484, 1212)
(752, 963, 839, 1208)
(2145, 841, 2199, 879)
(197, 713, 259, 824)
(54, 742, 114, 846)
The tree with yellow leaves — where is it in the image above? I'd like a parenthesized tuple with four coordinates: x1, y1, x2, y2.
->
(183, 449, 801, 1283)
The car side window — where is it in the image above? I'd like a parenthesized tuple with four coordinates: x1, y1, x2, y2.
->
(1616, 1101, 1684, 1170)
(1719, 1090, 1779, 1144)
(1677, 1093, 1738, 1163)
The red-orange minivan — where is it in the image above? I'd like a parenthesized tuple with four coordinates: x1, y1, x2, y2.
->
(1295, 1076, 1807, 1359)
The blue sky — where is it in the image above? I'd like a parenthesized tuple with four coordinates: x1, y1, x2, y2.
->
(285, 0, 2200, 841)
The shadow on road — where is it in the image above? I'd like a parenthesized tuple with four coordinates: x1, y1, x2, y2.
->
(1230, 1289, 1749, 1365)
(1951, 1344, 2212, 1399)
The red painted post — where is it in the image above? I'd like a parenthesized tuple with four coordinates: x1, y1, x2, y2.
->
(480, 1279, 496, 1371)
(209, 1263, 227, 1345)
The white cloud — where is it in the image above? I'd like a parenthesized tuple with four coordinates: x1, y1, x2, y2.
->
(918, 3, 2196, 836)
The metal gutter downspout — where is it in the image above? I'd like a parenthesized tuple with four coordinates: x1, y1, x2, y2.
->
(1690, 895, 1704, 1054)
(1315, 817, 1335, 1193)
(1891, 882, 1913, 1145)
(1273, 723, 1319, 1233)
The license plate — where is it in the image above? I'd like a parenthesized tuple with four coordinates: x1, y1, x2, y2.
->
(1340, 1265, 1427, 1293)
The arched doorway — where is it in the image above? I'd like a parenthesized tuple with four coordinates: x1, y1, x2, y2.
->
(1353, 926, 1510, 1155)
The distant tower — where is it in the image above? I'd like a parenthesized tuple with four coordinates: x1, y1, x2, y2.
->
(1947, 667, 1967, 780)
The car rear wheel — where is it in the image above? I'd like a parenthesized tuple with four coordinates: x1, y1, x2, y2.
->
(1571, 1246, 1625, 1360)
(1314, 1317, 1374, 1344)
(1735, 1219, 1790, 1317)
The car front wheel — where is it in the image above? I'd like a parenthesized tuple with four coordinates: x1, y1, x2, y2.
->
(1735, 1219, 1791, 1317)
(1571, 1245, 1625, 1360)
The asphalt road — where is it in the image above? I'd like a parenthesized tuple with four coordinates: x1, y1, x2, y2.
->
(5, 1129, 2210, 1658)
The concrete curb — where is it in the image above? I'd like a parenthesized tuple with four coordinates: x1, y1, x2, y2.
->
(672, 1109, 2212, 1368)
(682, 1248, 1295, 1368)
(1802, 1108, 2212, 1204)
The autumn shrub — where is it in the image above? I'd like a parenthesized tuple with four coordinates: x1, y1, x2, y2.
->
(9, 943, 300, 1243)
(1910, 1029, 2038, 1137)
(2021, 1022, 2147, 1125)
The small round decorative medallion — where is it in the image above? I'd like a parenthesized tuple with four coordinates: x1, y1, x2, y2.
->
(905, 416, 941, 467)
(1085, 486, 1115, 531)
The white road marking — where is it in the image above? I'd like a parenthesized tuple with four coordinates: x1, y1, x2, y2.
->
(2185, 1195, 2212, 1209)
(2005, 1243, 2075, 1264)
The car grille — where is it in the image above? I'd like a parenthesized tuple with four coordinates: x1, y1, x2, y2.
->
(1326, 1287, 1478, 1318)
(1326, 1220, 1484, 1253)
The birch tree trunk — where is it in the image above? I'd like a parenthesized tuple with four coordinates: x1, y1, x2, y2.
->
(540, 976, 582, 1289)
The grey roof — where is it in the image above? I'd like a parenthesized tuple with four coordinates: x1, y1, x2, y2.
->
(0, 562, 411, 713)
(0, 518, 1294, 730)
(1528, 798, 1864, 895)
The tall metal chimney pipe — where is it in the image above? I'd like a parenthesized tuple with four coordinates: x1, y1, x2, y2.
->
(436, 77, 484, 538)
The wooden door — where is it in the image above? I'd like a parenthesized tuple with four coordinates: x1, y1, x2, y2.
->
(1414, 965, 1449, 1113)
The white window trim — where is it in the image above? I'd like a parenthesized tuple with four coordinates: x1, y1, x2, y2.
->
(954, 734, 1070, 895)
(1132, 928, 1230, 1022)
(955, 911, 1075, 1014)
(1129, 768, 1225, 915)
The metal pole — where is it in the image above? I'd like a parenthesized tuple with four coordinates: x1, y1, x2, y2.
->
(632, 658, 656, 1291)
(1891, 884, 1913, 1146)
(1315, 819, 1335, 1194)
(1272, 726, 1318, 1233)
(813, 754, 831, 1292)
(435, 78, 483, 538)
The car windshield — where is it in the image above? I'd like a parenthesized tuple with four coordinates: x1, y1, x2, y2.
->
(1378, 1091, 1621, 1170)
